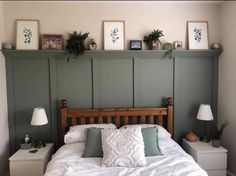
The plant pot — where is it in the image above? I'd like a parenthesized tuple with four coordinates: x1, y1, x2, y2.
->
(212, 139, 221, 147)
(149, 41, 162, 50)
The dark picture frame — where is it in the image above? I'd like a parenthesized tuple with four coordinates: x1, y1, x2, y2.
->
(41, 34, 63, 50)
(130, 40, 142, 50)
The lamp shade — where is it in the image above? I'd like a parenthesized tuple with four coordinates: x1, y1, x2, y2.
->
(196, 104, 214, 121)
(31, 107, 48, 126)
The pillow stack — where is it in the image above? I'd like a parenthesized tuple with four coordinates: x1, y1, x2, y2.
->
(64, 124, 171, 167)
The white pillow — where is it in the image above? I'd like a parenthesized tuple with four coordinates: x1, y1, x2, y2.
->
(120, 124, 171, 140)
(101, 127, 146, 167)
(64, 123, 117, 144)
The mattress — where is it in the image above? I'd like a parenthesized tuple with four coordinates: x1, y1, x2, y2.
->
(44, 138, 207, 176)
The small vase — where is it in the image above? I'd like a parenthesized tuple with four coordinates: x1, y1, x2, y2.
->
(212, 139, 221, 147)
(149, 41, 162, 50)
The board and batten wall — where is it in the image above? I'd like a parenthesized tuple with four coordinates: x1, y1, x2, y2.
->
(219, 2, 236, 175)
(0, 2, 9, 176)
(3, 50, 221, 156)
(0, 1, 225, 175)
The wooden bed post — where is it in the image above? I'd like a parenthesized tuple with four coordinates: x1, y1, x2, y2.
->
(60, 99, 68, 144)
(167, 97, 174, 137)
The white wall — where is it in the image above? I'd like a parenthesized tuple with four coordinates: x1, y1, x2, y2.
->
(219, 2, 236, 175)
(3, 1, 221, 50)
(0, 1, 9, 176)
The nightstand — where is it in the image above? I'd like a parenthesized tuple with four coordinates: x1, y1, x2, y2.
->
(9, 143, 54, 176)
(182, 139, 227, 176)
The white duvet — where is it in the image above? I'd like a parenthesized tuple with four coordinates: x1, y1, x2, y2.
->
(45, 139, 207, 176)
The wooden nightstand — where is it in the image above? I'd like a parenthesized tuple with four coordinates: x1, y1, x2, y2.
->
(182, 139, 227, 176)
(9, 143, 54, 176)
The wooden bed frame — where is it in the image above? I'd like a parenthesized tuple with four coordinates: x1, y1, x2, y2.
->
(60, 97, 173, 143)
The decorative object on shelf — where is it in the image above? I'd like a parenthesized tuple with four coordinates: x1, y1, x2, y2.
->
(103, 21, 125, 50)
(187, 21, 209, 50)
(185, 131, 198, 142)
(20, 134, 33, 149)
(31, 107, 48, 148)
(87, 38, 97, 50)
(163, 42, 173, 59)
(66, 31, 89, 61)
(173, 41, 183, 50)
(2, 42, 14, 50)
(211, 43, 222, 50)
(196, 104, 214, 142)
(41, 34, 63, 50)
(130, 40, 142, 50)
(143, 29, 164, 50)
(16, 19, 39, 50)
(212, 122, 228, 147)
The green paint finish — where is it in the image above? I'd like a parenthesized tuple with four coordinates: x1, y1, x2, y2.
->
(12, 58, 51, 152)
(93, 57, 133, 108)
(134, 57, 173, 107)
(2, 50, 222, 154)
(56, 57, 92, 108)
(174, 57, 215, 142)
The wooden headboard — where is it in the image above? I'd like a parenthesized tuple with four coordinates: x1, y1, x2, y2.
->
(60, 97, 173, 143)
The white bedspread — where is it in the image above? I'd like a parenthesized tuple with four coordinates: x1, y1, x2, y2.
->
(45, 139, 207, 176)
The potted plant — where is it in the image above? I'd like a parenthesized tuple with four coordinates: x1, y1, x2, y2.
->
(163, 42, 173, 59)
(143, 29, 164, 50)
(66, 31, 89, 61)
(212, 122, 228, 147)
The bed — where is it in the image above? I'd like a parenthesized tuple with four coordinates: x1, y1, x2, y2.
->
(44, 97, 207, 176)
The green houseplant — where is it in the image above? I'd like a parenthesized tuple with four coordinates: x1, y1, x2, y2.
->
(163, 42, 173, 59)
(66, 31, 89, 61)
(143, 29, 164, 50)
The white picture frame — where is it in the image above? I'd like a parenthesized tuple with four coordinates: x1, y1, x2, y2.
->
(103, 21, 125, 50)
(187, 21, 209, 50)
(16, 20, 39, 50)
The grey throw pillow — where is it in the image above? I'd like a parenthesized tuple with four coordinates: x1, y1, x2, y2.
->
(142, 127, 161, 156)
(83, 127, 103, 157)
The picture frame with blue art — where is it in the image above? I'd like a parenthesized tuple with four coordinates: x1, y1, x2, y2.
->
(16, 19, 39, 50)
(187, 21, 209, 50)
(103, 21, 125, 50)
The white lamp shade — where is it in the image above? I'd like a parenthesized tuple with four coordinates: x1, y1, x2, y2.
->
(196, 104, 214, 121)
(31, 107, 48, 126)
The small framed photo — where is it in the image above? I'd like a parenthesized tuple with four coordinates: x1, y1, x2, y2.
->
(187, 21, 209, 49)
(173, 41, 183, 50)
(16, 20, 39, 50)
(41, 34, 63, 50)
(103, 21, 125, 50)
(130, 40, 142, 50)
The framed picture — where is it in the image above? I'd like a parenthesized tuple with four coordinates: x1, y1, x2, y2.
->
(187, 21, 209, 49)
(16, 20, 39, 50)
(173, 41, 183, 50)
(103, 21, 125, 50)
(130, 40, 142, 50)
(41, 34, 63, 50)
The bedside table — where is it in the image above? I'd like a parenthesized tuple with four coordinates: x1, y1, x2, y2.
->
(9, 143, 54, 176)
(182, 139, 227, 176)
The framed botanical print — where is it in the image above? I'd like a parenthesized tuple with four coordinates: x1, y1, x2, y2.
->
(187, 21, 209, 50)
(16, 20, 39, 50)
(103, 21, 125, 50)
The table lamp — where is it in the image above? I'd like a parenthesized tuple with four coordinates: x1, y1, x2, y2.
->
(196, 104, 214, 142)
(31, 107, 48, 148)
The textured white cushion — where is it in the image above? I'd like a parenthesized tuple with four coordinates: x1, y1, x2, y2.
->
(101, 127, 146, 167)
(120, 124, 171, 140)
(64, 123, 117, 144)
(121, 124, 171, 140)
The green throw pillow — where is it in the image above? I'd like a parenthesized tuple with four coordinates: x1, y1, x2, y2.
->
(142, 127, 161, 156)
(83, 127, 103, 157)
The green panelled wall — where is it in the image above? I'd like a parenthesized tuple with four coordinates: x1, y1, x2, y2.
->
(2, 50, 222, 154)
